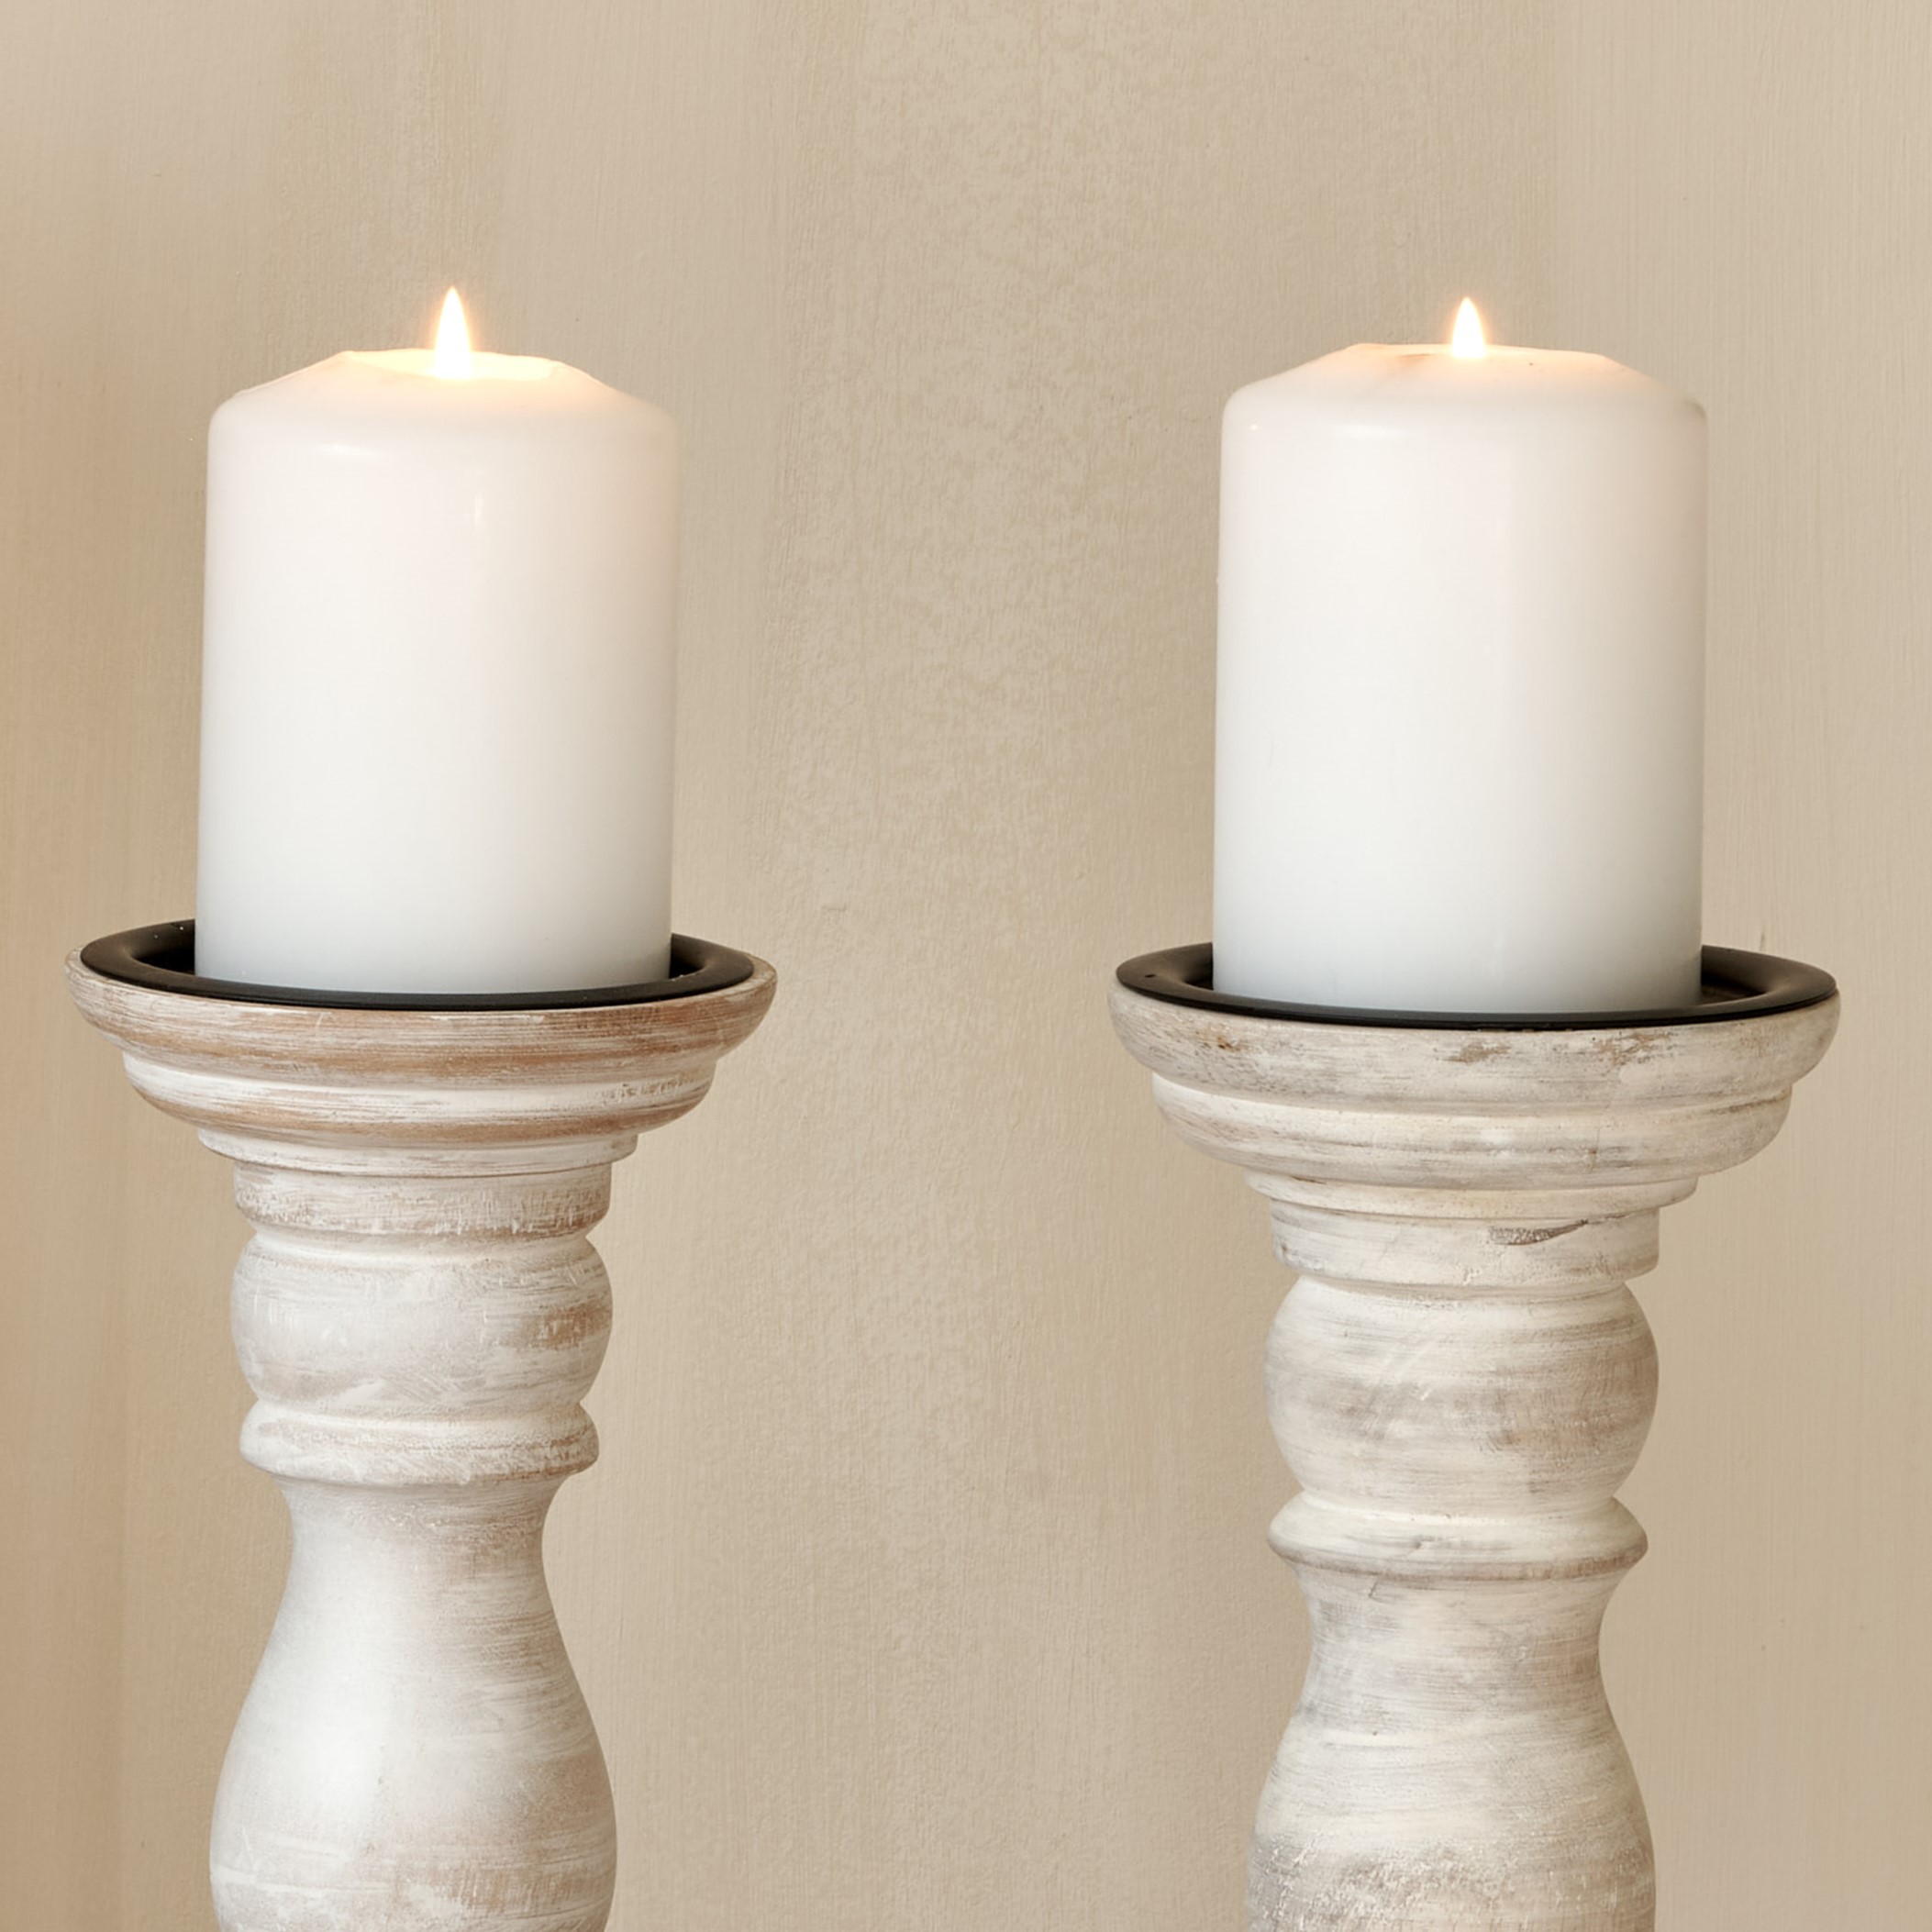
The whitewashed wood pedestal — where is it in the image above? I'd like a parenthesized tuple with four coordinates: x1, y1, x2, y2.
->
(68, 928, 774, 1932)
(1110, 947, 1838, 1932)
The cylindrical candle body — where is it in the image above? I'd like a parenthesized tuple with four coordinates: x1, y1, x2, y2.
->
(196, 349, 677, 994)
(1214, 342, 1705, 1014)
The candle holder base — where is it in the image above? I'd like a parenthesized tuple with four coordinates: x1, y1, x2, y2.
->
(1111, 943, 1837, 1932)
(70, 923, 776, 1932)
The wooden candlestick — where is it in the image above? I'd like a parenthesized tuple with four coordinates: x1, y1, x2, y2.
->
(68, 932, 774, 1932)
(1111, 948, 1837, 1932)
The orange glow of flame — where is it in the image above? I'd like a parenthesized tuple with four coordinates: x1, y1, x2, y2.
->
(432, 288, 473, 379)
(1449, 297, 1486, 359)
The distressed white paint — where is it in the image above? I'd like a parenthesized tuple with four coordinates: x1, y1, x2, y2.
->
(1109, 982, 1838, 1930)
(67, 951, 775, 1932)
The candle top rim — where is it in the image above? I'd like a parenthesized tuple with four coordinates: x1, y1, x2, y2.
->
(214, 350, 672, 436)
(1324, 340, 1637, 374)
(346, 347, 559, 383)
(1230, 340, 1702, 420)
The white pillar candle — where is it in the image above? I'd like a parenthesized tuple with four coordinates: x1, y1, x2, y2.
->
(195, 294, 678, 995)
(1213, 304, 1706, 1014)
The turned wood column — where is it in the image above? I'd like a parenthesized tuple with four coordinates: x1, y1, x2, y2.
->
(69, 932, 773, 1932)
(1111, 948, 1836, 1932)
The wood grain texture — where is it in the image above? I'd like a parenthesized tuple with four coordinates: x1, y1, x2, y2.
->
(66, 953, 772, 1932)
(1111, 983, 1837, 1930)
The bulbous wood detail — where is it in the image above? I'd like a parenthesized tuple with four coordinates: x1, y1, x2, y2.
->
(1110, 984, 1837, 1932)
(70, 954, 774, 1932)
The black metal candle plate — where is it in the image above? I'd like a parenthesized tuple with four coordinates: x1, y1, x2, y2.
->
(1116, 942, 1836, 1030)
(79, 919, 755, 1011)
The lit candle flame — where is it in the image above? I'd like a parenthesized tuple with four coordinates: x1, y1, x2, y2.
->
(1449, 297, 1486, 359)
(432, 288, 473, 379)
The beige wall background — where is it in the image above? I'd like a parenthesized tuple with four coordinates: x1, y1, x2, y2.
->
(3, 3, 1925, 1926)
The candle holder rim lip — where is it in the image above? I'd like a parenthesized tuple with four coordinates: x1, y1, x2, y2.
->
(76, 919, 757, 1013)
(1115, 943, 1836, 1031)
